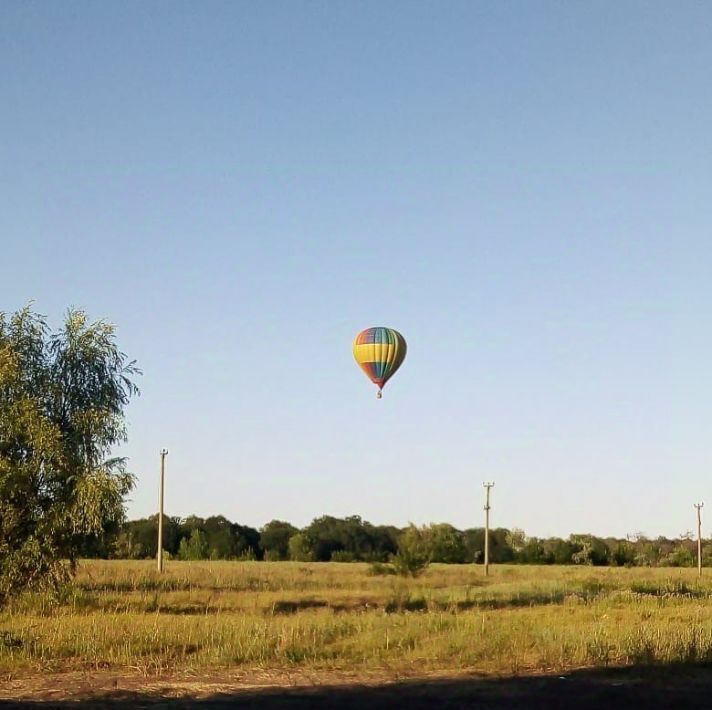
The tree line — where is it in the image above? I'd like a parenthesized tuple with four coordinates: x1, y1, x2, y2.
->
(80, 513, 712, 568)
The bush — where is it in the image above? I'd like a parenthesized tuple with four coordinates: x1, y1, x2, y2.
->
(367, 561, 396, 576)
(393, 525, 432, 577)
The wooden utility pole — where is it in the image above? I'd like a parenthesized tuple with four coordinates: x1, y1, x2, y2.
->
(157, 449, 168, 573)
(695, 502, 704, 578)
(483, 482, 494, 576)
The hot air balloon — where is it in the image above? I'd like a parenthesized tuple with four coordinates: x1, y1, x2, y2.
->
(353, 327, 407, 398)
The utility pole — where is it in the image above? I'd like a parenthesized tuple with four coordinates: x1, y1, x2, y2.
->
(157, 449, 168, 573)
(695, 502, 704, 578)
(483, 482, 494, 576)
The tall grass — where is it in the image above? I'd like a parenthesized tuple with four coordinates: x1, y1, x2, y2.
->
(3, 561, 712, 677)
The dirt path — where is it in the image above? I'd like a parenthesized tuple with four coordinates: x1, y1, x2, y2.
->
(2, 666, 712, 708)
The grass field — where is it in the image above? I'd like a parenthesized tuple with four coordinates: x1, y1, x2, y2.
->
(3, 560, 712, 684)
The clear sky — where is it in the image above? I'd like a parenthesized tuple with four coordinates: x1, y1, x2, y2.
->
(2, 2, 711, 539)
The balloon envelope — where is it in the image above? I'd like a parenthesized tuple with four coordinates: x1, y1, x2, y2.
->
(353, 327, 407, 397)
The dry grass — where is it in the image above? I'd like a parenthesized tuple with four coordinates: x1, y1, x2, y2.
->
(2, 561, 712, 678)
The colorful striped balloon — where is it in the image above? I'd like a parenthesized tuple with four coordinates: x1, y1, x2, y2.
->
(353, 327, 407, 398)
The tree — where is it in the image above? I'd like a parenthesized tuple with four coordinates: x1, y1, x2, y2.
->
(610, 540, 635, 567)
(260, 520, 298, 561)
(233, 523, 262, 559)
(178, 529, 209, 560)
(429, 523, 467, 563)
(393, 524, 432, 577)
(506, 528, 527, 555)
(489, 528, 516, 563)
(368, 525, 400, 562)
(302, 516, 347, 561)
(570, 535, 610, 566)
(543, 537, 577, 564)
(0, 306, 139, 605)
(118, 517, 159, 559)
(203, 516, 239, 558)
(665, 544, 695, 567)
(701, 541, 712, 567)
(299, 515, 401, 562)
(463, 528, 485, 562)
(517, 537, 553, 564)
(288, 533, 313, 561)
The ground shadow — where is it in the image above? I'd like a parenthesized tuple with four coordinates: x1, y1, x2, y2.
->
(3, 664, 712, 709)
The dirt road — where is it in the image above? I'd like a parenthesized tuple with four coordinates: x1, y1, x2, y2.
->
(2, 665, 712, 709)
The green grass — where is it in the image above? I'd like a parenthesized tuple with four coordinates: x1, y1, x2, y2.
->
(3, 561, 712, 677)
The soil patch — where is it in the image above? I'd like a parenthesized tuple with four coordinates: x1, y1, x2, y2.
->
(2, 665, 712, 709)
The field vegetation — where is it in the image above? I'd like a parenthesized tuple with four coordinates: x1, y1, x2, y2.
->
(3, 561, 712, 682)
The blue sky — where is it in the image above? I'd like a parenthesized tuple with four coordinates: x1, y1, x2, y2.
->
(2, 1, 710, 538)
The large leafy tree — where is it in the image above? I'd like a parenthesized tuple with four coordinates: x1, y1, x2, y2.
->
(0, 306, 139, 604)
(429, 523, 467, 564)
(260, 520, 298, 561)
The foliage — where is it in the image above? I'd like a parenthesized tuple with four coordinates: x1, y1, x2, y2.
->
(288, 533, 313, 562)
(665, 545, 695, 567)
(178, 529, 209, 560)
(393, 524, 432, 577)
(517, 537, 552, 564)
(260, 520, 298, 561)
(367, 561, 396, 576)
(0, 306, 139, 606)
(611, 540, 636, 567)
(545, 538, 579, 565)
(118, 515, 261, 561)
(63, 509, 712, 571)
(429, 523, 468, 563)
(462, 527, 515, 564)
(565, 535, 609, 566)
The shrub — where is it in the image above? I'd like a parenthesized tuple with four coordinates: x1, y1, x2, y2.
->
(393, 524, 432, 577)
(367, 561, 396, 576)
(331, 550, 354, 562)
